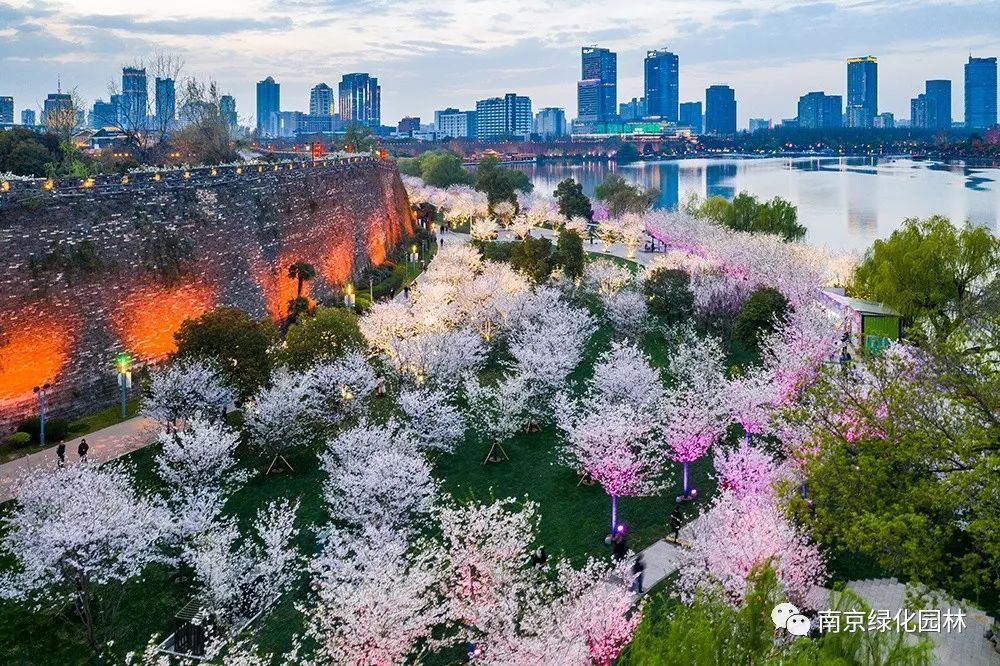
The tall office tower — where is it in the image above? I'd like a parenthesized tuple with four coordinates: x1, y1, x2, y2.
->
(846, 56, 878, 128)
(924, 80, 952, 130)
(219, 95, 237, 129)
(43, 92, 73, 128)
(534, 107, 568, 139)
(21, 109, 36, 126)
(154, 77, 176, 128)
(644, 49, 679, 121)
(797, 92, 843, 128)
(619, 97, 646, 121)
(748, 118, 771, 132)
(577, 46, 617, 123)
(338, 73, 381, 128)
(679, 101, 703, 133)
(90, 99, 118, 128)
(705, 85, 737, 135)
(475, 93, 532, 139)
(435, 108, 478, 138)
(0, 97, 12, 126)
(256, 76, 280, 137)
(964, 56, 997, 129)
(121, 66, 149, 129)
(309, 83, 335, 116)
(910, 94, 927, 129)
(874, 112, 895, 129)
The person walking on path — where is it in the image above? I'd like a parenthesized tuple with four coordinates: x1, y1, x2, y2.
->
(56, 442, 66, 468)
(612, 532, 628, 563)
(669, 504, 683, 543)
(77, 438, 89, 463)
(631, 553, 646, 593)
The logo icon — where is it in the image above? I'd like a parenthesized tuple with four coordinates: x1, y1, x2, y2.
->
(772, 603, 811, 637)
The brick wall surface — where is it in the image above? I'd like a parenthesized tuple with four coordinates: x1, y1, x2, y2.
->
(0, 159, 414, 430)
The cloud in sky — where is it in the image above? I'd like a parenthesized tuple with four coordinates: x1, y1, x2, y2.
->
(0, 0, 998, 127)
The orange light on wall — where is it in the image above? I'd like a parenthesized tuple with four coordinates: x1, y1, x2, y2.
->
(0, 313, 73, 402)
(113, 282, 215, 359)
(320, 236, 355, 285)
(258, 252, 312, 322)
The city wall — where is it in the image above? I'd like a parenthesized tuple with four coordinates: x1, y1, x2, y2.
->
(0, 157, 414, 429)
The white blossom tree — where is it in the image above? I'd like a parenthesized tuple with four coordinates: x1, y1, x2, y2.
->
(601, 288, 649, 339)
(399, 388, 466, 454)
(243, 367, 314, 473)
(471, 217, 499, 241)
(586, 341, 665, 413)
(583, 260, 634, 297)
(143, 360, 235, 429)
(463, 373, 530, 462)
(184, 499, 300, 634)
(0, 465, 173, 659)
(322, 419, 436, 534)
(388, 327, 486, 388)
(301, 351, 379, 426)
(306, 528, 446, 665)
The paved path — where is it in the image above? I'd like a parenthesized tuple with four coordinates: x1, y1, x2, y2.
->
(0, 415, 159, 502)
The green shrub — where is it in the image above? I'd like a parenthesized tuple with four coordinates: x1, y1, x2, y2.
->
(281, 306, 365, 369)
(644, 268, 695, 325)
(509, 236, 555, 283)
(732, 287, 789, 355)
(5, 432, 32, 448)
(16, 416, 69, 443)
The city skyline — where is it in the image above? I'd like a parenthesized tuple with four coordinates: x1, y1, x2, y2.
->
(1, 0, 1000, 128)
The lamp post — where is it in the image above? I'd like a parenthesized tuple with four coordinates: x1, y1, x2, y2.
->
(343, 284, 356, 309)
(409, 244, 419, 282)
(32, 383, 50, 446)
(115, 353, 133, 419)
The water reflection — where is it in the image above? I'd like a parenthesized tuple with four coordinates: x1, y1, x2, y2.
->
(518, 157, 1000, 251)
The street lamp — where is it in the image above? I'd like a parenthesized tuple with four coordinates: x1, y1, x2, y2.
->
(343, 284, 356, 309)
(115, 353, 133, 419)
(32, 383, 50, 446)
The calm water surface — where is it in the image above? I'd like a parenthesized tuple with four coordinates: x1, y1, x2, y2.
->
(519, 157, 1000, 252)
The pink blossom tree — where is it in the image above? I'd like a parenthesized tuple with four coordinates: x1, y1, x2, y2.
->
(679, 491, 826, 608)
(712, 439, 782, 500)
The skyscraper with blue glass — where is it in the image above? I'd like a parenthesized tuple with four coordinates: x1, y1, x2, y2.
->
(644, 49, 679, 121)
(577, 47, 617, 123)
(964, 56, 997, 130)
(705, 85, 736, 135)
(846, 56, 878, 128)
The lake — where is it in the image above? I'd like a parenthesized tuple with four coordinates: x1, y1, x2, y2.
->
(518, 157, 1000, 252)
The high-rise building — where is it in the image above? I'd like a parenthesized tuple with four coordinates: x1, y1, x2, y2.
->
(21, 109, 36, 126)
(748, 118, 771, 132)
(309, 83, 335, 116)
(577, 46, 617, 123)
(964, 56, 997, 130)
(874, 112, 895, 129)
(43, 92, 73, 128)
(435, 108, 477, 138)
(910, 94, 927, 129)
(90, 99, 118, 128)
(534, 107, 567, 140)
(274, 111, 302, 138)
(705, 85, 736, 135)
(846, 56, 878, 128)
(679, 101, 703, 133)
(121, 66, 148, 129)
(155, 77, 175, 128)
(924, 80, 951, 130)
(339, 73, 381, 128)
(475, 93, 532, 139)
(796, 92, 843, 128)
(619, 97, 646, 121)
(219, 95, 237, 129)
(0, 96, 13, 127)
(256, 76, 280, 137)
(644, 49, 679, 121)
(397, 116, 420, 135)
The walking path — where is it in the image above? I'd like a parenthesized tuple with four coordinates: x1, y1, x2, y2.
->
(0, 415, 159, 502)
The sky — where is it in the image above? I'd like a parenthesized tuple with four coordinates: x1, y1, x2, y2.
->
(1, 0, 999, 129)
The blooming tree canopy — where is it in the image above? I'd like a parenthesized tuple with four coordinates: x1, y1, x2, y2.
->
(243, 367, 314, 463)
(398, 388, 466, 453)
(143, 360, 235, 428)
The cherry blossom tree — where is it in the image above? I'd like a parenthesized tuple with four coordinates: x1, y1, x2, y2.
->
(359, 300, 418, 355)
(759, 302, 842, 407)
(617, 213, 647, 260)
(564, 216, 589, 236)
(601, 288, 649, 339)
(480, 560, 642, 666)
(301, 351, 379, 426)
(184, 499, 300, 634)
(596, 220, 620, 251)
(322, 419, 436, 533)
(509, 215, 535, 240)
(398, 388, 466, 453)
(463, 373, 529, 462)
(306, 528, 446, 665)
(471, 217, 499, 241)
(388, 327, 486, 387)
(435, 498, 539, 637)
(244, 367, 314, 472)
(143, 359, 235, 429)
(557, 402, 663, 531)
(586, 341, 665, 413)
(453, 263, 530, 344)
(0, 465, 173, 659)
(662, 329, 729, 497)
(713, 439, 782, 500)
(583, 259, 634, 297)
(493, 201, 517, 226)
(678, 491, 826, 608)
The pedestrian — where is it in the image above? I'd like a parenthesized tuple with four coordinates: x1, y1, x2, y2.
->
(530, 546, 548, 568)
(631, 553, 646, 593)
(403, 285, 410, 299)
(78, 438, 89, 462)
(56, 442, 66, 468)
(439, 237, 444, 247)
(612, 532, 628, 562)
(669, 504, 683, 543)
